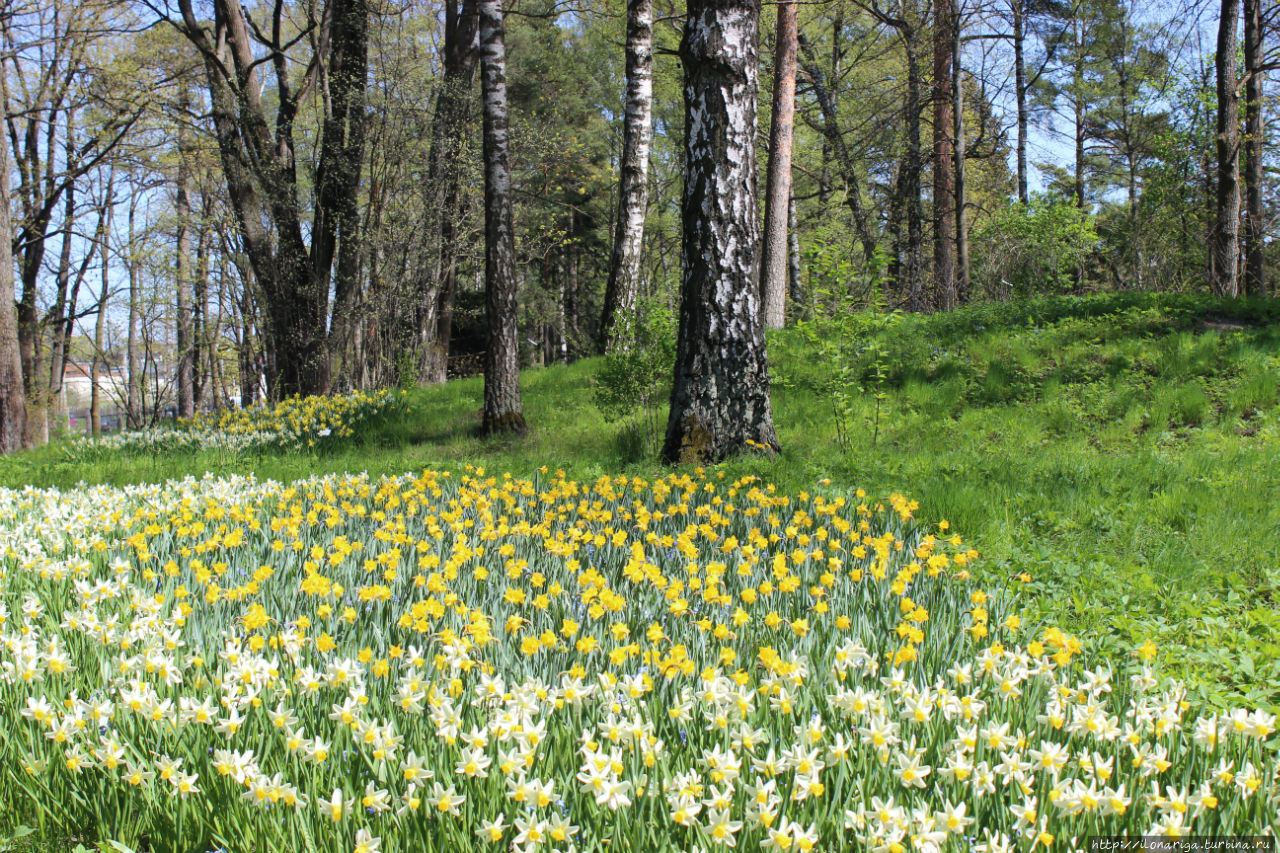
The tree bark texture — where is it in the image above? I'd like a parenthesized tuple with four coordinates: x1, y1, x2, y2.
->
(315, 0, 370, 380)
(91, 188, 113, 439)
(127, 196, 142, 428)
(932, 0, 956, 310)
(0, 133, 25, 453)
(599, 0, 654, 351)
(1011, 0, 1029, 205)
(1212, 0, 1241, 297)
(901, 22, 925, 313)
(1073, 20, 1086, 210)
(1242, 0, 1264, 295)
(176, 87, 195, 419)
(663, 0, 779, 464)
(176, 0, 369, 397)
(421, 0, 481, 384)
(478, 0, 526, 434)
(759, 0, 797, 330)
(953, 24, 970, 302)
(787, 193, 803, 314)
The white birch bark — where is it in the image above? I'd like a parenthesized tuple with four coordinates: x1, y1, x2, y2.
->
(663, 0, 779, 463)
(599, 0, 653, 353)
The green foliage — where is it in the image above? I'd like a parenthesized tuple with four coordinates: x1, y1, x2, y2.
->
(972, 197, 1100, 296)
(783, 250, 898, 449)
(395, 348, 419, 392)
(590, 302, 677, 458)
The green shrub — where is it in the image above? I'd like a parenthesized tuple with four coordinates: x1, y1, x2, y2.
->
(591, 301, 677, 457)
(971, 196, 1100, 296)
(790, 251, 899, 448)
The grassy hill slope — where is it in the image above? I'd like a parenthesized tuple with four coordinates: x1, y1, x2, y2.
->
(7, 292, 1280, 706)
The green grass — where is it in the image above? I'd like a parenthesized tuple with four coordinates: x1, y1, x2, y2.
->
(7, 292, 1280, 709)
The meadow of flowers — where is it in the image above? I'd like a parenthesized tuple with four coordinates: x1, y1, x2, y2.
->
(70, 389, 403, 456)
(0, 466, 1276, 852)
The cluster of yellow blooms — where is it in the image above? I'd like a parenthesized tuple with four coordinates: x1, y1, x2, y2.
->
(72, 389, 403, 455)
(0, 467, 1276, 853)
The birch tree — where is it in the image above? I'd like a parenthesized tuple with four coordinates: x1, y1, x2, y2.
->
(599, 0, 653, 352)
(663, 0, 779, 464)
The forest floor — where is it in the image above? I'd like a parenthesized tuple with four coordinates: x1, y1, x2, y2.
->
(7, 292, 1280, 709)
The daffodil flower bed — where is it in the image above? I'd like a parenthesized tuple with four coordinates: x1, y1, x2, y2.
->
(0, 468, 1276, 853)
(70, 389, 403, 455)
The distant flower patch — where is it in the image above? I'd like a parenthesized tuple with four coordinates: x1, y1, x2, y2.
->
(70, 389, 403, 455)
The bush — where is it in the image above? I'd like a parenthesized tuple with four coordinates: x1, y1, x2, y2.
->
(591, 301, 677, 457)
(972, 196, 1100, 297)
(781, 251, 902, 448)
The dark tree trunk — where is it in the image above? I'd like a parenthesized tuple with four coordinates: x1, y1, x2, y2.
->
(901, 23, 925, 312)
(1073, 20, 1086, 210)
(176, 88, 195, 419)
(194, 196, 213, 408)
(421, 0, 480, 384)
(759, 0, 798, 329)
(1011, 0, 1029, 205)
(126, 194, 142, 428)
(953, 26, 969, 302)
(478, 0, 525, 434)
(0, 133, 25, 453)
(599, 0, 654, 351)
(46, 136, 77, 438)
(175, 0, 369, 398)
(799, 35, 877, 262)
(316, 0, 370, 381)
(932, 0, 956, 310)
(1212, 0, 1241, 297)
(91, 184, 113, 439)
(16, 204, 47, 447)
(663, 0, 779, 464)
(566, 209, 581, 352)
(49, 194, 103, 433)
(1242, 0, 1264, 295)
(181, 0, 323, 397)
